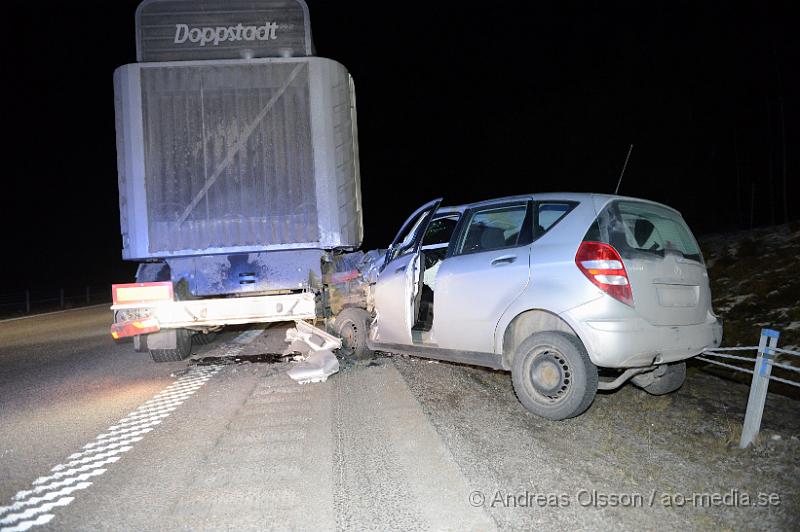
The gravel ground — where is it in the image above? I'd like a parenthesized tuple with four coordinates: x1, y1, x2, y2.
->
(389, 355, 800, 531)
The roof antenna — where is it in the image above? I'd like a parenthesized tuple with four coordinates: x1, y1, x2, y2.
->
(614, 143, 634, 195)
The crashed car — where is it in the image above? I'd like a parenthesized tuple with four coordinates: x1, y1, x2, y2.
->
(336, 193, 722, 420)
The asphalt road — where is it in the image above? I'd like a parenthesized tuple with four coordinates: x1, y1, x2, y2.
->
(0, 307, 187, 503)
(1, 307, 798, 531)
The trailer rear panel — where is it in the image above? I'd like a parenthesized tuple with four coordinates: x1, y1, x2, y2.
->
(115, 57, 362, 259)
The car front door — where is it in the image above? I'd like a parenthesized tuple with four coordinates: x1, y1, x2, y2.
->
(432, 200, 532, 353)
(372, 198, 442, 346)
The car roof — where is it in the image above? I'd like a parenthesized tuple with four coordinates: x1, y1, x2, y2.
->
(438, 192, 676, 214)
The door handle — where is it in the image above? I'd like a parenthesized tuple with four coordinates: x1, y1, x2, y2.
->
(491, 255, 517, 266)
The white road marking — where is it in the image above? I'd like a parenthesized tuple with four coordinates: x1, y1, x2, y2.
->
(51, 447, 133, 472)
(0, 484, 92, 514)
(0, 366, 220, 531)
(81, 427, 154, 450)
(0, 329, 265, 531)
(0, 330, 263, 532)
(0, 513, 54, 532)
(0, 497, 74, 526)
(31, 456, 121, 486)
(11, 470, 107, 501)
(66, 438, 143, 461)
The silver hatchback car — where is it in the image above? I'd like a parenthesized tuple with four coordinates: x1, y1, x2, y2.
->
(360, 193, 722, 420)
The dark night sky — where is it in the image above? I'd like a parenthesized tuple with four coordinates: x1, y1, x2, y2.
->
(1, 0, 797, 291)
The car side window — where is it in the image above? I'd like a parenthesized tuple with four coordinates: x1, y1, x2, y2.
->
(422, 215, 460, 248)
(455, 203, 528, 255)
(535, 202, 573, 235)
(387, 214, 428, 263)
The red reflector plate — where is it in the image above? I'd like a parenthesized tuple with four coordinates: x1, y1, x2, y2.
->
(112, 282, 173, 305)
(110, 318, 160, 339)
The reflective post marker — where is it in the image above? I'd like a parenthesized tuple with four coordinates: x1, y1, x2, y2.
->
(740, 329, 780, 448)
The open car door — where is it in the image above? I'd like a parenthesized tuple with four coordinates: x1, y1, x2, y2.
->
(372, 198, 442, 345)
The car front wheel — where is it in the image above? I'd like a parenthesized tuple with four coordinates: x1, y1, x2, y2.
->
(512, 332, 598, 420)
(333, 307, 372, 360)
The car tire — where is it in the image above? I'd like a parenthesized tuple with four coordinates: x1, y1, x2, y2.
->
(639, 362, 686, 395)
(512, 332, 598, 420)
(333, 307, 372, 360)
(150, 329, 193, 362)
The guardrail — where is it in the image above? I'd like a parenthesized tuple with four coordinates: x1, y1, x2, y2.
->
(697, 329, 799, 448)
(0, 286, 110, 318)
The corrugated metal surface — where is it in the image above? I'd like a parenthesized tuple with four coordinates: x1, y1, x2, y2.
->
(140, 61, 318, 253)
(332, 67, 363, 247)
(113, 75, 130, 248)
(136, 0, 312, 62)
(115, 57, 363, 260)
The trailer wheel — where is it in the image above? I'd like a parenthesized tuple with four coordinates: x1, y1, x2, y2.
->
(334, 308, 372, 360)
(193, 331, 218, 345)
(150, 329, 193, 362)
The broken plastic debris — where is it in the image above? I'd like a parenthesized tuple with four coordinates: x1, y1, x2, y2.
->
(283, 339, 311, 357)
(283, 320, 342, 384)
(286, 349, 340, 384)
(286, 321, 342, 351)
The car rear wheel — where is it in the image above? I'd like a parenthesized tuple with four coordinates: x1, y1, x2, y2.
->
(333, 307, 372, 360)
(150, 329, 193, 362)
(512, 332, 598, 420)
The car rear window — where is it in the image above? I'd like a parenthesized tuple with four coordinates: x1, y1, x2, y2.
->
(585, 200, 703, 263)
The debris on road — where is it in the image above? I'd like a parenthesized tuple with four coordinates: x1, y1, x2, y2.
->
(191, 352, 293, 366)
(285, 321, 343, 384)
(286, 349, 340, 384)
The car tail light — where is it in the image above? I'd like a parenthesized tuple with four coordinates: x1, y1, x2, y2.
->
(575, 241, 634, 307)
(112, 282, 173, 305)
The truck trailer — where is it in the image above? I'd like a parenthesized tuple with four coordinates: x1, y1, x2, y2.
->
(110, 0, 367, 361)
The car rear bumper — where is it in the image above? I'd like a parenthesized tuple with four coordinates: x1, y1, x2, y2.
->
(562, 304, 723, 368)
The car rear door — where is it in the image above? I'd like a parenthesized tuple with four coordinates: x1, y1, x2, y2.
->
(432, 200, 532, 353)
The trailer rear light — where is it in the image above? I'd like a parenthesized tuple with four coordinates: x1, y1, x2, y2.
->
(575, 241, 634, 307)
(112, 282, 173, 305)
(110, 317, 160, 339)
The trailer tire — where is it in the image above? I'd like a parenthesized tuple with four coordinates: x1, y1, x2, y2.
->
(334, 307, 372, 360)
(193, 331, 217, 345)
(149, 329, 193, 362)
